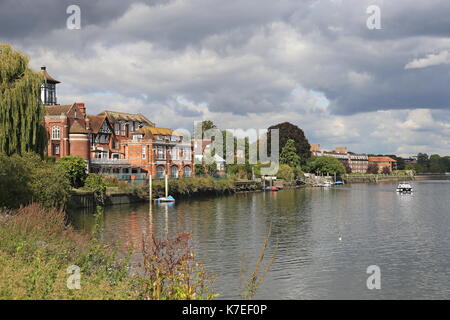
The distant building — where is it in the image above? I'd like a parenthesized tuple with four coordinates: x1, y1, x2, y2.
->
(311, 145, 369, 173)
(368, 156, 397, 173)
(403, 156, 417, 166)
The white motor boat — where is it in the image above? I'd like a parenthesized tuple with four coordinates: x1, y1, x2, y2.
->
(396, 182, 413, 193)
(322, 181, 333, 187)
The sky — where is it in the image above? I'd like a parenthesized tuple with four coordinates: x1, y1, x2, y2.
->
(1, 0, 450, 156)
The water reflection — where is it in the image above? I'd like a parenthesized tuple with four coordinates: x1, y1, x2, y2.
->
(69, 179, 450, 299)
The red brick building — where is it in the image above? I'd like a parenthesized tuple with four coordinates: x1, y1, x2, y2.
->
(368, 156, 397, 173)
(41, 67, 194, 181)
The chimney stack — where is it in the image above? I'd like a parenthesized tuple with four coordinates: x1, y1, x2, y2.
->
(75, 103, 86, 118)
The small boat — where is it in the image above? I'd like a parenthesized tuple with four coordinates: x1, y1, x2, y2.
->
(322, 181, 333, 187)
(335, 180, 344, 185)
(396, 182, 413, 193)
(157, 195, 175, 202)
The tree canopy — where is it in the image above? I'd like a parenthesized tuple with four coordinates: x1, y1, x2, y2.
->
(0, 44, 46, 156)
(267, 122, 311, 165)
(280, 139, 301, 168)
(307, 156, 345, 175)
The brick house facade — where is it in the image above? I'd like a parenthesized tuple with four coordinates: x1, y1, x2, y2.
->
(311, 144, 369, 173)
(41, 67, 194, 181)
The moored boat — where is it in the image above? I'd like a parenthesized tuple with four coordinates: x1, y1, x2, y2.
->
(157, 195, 176, 202)
(396, 182, 413, 193)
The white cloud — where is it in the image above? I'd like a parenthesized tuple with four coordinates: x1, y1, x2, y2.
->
(405, 50, 450, 69)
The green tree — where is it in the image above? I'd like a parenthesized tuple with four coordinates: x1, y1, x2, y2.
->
(416, 153, 429, 173)
(276, 164, 294, 181)
(307, 156, 345, 176)
(267, 122, 311, 165)
(0, 44, 47, 156)
(56, 156, 87, 188)
(207, 161, 218, 176)
(429, 154, 445, 173)
(280, 139, 301, 168)
(195, 163, 205, 176)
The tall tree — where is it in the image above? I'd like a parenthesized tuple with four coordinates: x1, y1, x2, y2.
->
(280, 139, 301, 168)
(416, 153, 430, 172)
(267, 122, 311, 165)
(0, 44, 46, 156)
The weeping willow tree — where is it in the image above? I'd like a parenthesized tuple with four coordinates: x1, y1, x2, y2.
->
(0, 44, 46, 156)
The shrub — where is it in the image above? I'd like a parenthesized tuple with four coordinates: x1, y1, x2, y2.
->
(0, 153, 70, 209)
(82, 174, 107, 205)
(0, 204, 217, 300)
(139, 233, 218, 300)
(276, 164, 294, 181)
(56, 156, 87, 188)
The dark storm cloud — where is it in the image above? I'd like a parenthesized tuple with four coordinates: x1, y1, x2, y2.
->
(2, 0, 450, 122)
(0, 0, 167, 39)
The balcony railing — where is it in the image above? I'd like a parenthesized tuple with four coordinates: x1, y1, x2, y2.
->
(90, 158, 130, 165)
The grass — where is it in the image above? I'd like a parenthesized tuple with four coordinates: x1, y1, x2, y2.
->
(0, 204, 217, 300)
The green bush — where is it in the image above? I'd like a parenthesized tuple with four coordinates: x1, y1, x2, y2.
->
(82, 174, 107, 205)
(139, 177, 234, 199)
(0, 153, 70, 209)
(56, 156, 87, 188)
(276, 164, 294, 181)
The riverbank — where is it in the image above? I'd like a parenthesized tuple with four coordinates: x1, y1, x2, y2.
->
(68, 177, 264, 209)
(69, 173, 446, 209)
(0, 204, 217, 300)
(342, 174, 415, 184)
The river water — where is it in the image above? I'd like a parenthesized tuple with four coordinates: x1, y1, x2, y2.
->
(70, 179, 450, 299)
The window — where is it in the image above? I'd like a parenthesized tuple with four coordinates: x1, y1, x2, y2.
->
(121, 123, 126, 136)
(133, 134, 143, 141)
(184, 166, 192, 178)
(156, 166, 165, 179)
(52, 126, 60, 140)
(183, 148, 191, 161)
(52, 143, 60, 155)
(157, 146, 165, 160)
(142, 146, 146, 160)
(170, 166, 179, 178)
(171, 147, 179, 160)
(115, 123, 120, 135)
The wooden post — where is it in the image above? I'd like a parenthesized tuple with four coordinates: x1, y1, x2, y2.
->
(165, 174, 168, 198)
(149, 172, 152, 202)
